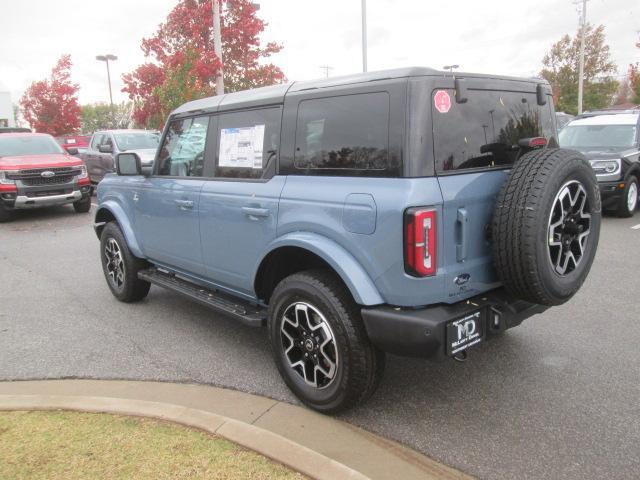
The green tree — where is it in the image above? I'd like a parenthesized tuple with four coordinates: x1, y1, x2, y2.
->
(629, 35, 640, 104)
(81, 102, 132, 132)
(541, 24, 618, 114)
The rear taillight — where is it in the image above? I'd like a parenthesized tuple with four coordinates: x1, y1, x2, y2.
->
(404, 207, 437, 277)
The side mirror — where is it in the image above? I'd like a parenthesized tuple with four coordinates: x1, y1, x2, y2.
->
(98, 143, 113, 154)
(67, 147, 79, 155)
(116, 152, 142, 176)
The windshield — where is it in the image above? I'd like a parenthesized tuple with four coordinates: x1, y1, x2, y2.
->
(114, 132, 160, 151)
(0, 135, 64, 157)
(559, 124, 637, 149)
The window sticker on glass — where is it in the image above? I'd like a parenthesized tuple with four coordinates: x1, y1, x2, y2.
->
(219, 125, 265, 169)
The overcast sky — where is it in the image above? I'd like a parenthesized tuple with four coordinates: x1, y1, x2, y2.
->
(0, 0, 637, 106)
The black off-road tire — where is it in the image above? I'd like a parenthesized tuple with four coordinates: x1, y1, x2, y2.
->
(617, 175, 638, 218)
(492, 148, 601, 306)
(268, 269, 385, 413)
(73, 195, 91, 213)
(0, 203, 14, 223)
(100, 222, 151, 302)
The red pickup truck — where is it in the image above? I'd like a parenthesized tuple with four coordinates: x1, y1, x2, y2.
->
(0, 133, 92, 222)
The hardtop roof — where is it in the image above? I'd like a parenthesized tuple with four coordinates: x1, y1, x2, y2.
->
(0, 132, 52, 139)
(172, 67, 549, 116)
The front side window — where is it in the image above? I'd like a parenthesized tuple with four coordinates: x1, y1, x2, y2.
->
(215, 107, 281, 179)
(0, 135, 64, 157)
(294, 92, 391, 174)
(156, 116, 210, 177)
(433, 90, 556, 172)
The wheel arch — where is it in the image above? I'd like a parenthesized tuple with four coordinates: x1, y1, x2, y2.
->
(254, 233, 384, 307)
(94, 202, 144, 258)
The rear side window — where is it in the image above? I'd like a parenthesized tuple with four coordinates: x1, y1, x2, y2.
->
(294, 92, 391, 175)
(433, 90, 556, 173)
(156, 116, 210, 177)
(214, 107, 281, 179)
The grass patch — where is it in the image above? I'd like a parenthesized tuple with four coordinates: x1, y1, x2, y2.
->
(0, 410, 306, 480)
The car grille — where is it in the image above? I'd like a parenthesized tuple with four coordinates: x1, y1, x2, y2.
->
(25, 188, 73, 198)
(21, 175, 74, 186)
(8, 167, 81, 186)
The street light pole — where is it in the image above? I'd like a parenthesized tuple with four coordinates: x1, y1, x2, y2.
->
(212, 0, 224, 96)
(96, 54, 117, 108)
(361, 0, 367, 72)
(443, 64, 459, 74)
(577, 0, 588, 114)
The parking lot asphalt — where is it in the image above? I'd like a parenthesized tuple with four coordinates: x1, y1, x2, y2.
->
(1, 204, 639, 480)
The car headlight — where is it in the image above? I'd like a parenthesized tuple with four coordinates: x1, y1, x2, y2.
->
(0, 170, 17, 185)
(589, 159, 620, 175)
(77, 165, 88, 179)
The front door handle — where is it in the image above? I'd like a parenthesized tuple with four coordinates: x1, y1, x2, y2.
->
(242, 206, 270, 218)
(174, 199, 194, 210)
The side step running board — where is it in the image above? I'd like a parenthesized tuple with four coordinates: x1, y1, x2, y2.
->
(138, 268, 266, 327)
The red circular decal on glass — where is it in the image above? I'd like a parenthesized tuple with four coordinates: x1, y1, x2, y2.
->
(434, 90, 452, 113)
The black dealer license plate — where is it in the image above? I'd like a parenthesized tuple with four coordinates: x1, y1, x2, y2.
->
(446, 310, 484, 356)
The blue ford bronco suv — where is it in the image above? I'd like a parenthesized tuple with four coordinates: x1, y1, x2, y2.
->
(94, 68, 601, 412)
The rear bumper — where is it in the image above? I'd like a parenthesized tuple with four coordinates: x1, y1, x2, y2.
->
(361, 288, 548, 360)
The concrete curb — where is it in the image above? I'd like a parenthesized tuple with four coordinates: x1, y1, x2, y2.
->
(0, 380, 472, 480)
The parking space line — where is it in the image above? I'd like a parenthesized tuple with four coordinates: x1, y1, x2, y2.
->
(91, 203, 99, 208)
(632, 224, 640, 230)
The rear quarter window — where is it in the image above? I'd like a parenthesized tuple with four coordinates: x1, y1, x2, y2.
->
(293, 92, 399, 176)
(433, 89, 556, 173)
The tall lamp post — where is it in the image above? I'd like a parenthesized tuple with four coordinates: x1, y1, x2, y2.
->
(443, 64, 459, 74)
(96, 54, 117, 108)
(212, 1, 260, 96)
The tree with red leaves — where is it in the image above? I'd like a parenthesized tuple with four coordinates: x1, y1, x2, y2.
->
(20, 55, 81, 136)
(123, 0, 285, 128)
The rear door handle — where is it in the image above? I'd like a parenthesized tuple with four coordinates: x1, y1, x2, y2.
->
(174, 199, 194, 210)
(456, 207, 468, 262)
(242, 206, 270, 218)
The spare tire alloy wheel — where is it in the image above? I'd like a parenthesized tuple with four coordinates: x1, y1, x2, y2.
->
(104, 237, 125, 292)
(547, 180, 592, 275)
(492, 148, 601, 306)
(280, 302, 338, 389)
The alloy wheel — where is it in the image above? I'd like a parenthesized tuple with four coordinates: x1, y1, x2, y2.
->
(104, 237, 125, 290)
(628, 182, 638, 213)
(280, 302, 338, 389)
(547, 180, 592, 276)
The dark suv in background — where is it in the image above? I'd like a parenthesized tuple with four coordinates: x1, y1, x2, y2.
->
(559, 109, 640, 217)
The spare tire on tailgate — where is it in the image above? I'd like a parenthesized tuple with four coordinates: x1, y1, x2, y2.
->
(492, 148, 601, 306)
